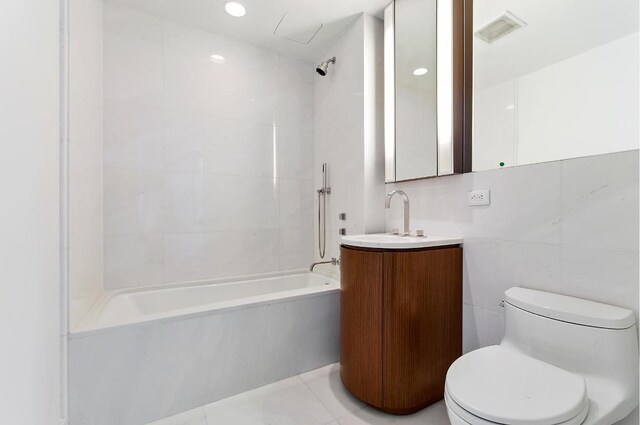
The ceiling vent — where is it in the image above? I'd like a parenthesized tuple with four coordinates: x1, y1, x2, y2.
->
(475, 11, 527, 44)
(274, 13, 323, 45)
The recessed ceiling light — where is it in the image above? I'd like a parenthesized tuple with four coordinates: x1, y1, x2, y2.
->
(413, 67, 428, 76)
(210, 54, 226, 64)
(224, 1, 246, 17)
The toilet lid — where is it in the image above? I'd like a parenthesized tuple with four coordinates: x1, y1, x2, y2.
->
(446, 346, 589, 425)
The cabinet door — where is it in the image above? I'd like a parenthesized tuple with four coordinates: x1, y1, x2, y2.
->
(340, 246, 384, 407)
(382, 247, 462, 412)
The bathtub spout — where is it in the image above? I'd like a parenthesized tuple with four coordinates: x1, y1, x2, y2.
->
(310, 257, 340, 272)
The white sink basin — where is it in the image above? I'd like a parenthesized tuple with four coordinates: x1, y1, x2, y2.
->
(341, 233, 462, 250)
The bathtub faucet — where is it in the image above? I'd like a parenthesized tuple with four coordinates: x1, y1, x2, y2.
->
(310, 257, 340, 272)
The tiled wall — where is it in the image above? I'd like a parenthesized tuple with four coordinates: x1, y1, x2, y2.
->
(103, 4, 315, 289)
(387, 150, 639, 354)
(313, 14, 385, 270)
(69, 0, 104, 328)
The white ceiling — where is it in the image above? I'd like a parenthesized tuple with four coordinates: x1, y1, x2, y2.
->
(474, 0, 639, 89)
(105, 0, 391, 62)
(104, 0, 639, 88)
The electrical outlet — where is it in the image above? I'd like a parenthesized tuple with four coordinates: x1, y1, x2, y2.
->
(467, 189, 490, 206)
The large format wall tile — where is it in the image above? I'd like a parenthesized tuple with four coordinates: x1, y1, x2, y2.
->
(69, 0, 104, 328)
(104, 233, 164, 288)
(103, 3, 315, 289)
(104, 32, 163, 107)
(560, 245, 639, 313)
(560, 150, 639, 252)
(388, 149, 640, 350)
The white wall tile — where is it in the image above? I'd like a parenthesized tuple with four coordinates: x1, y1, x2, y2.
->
(280, 228, 314, 271)
(163, 111, 205, 173)
(104, 168, 164, 236)
(163, 172, 205, 234)
(313, 15, 385, 263)
(560, 245, 639, 314)
(463, 238, 561, 314)
(163, 47, 208, 114)
(69, 0, 104, 328)
(278, 77, 314, 131)
(203, 175, 279, 232)
(104, 32, 163, 107)
(277, 127, 314, 180)
(462, 304, 504, 354)
(104, 233, 164, 288)
(103, 9, 315, 288)
(241, 230, 281, 274)
(103, 3, 163, 43)
(279, 55, 315, 83)
(104, 100, 164, 171)
(467, 161, 562, 244)
(279, 179, 314, 230)
(389, 150, 639, 349)
(561, 150, 639, 252)
(202, 117, 274, 178)
(163, 233, 217, 283)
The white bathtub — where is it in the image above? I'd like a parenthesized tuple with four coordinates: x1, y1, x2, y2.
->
(76, 271, 338, 332)
(70, 271, 340, 425)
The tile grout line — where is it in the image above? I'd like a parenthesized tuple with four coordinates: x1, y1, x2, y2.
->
(300, 372, 339, 422)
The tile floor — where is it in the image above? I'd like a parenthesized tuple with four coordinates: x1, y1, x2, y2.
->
(147, 363, 450, 425)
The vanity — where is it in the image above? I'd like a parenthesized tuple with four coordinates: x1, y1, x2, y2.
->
(339, 234, 462, 414)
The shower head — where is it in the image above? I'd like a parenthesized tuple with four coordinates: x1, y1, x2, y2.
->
(316, 56, 336, 76)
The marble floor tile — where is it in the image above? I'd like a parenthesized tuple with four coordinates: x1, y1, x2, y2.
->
(302, 364, 366, 418)
(337, 401, 449, 424)
(147, 364, 450, 425)
(147, 406, 207, 425)
(299, 363, 340, 382)
(204, 376, 334, 425)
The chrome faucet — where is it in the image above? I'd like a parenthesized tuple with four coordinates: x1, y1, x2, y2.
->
(310, 257, 340, 272)
(385, 190, 410, 236)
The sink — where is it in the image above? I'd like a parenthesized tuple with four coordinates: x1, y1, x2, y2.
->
(341, 233, 462, 250)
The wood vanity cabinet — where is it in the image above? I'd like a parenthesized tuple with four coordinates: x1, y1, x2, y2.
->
(339, 244, 462, 415)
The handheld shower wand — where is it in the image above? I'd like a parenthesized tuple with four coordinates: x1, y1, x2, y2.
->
(317, 163, 330, 258)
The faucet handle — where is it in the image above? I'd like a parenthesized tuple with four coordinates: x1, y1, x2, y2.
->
(416, 230, 424, 237)
(391, 228, 399, 235)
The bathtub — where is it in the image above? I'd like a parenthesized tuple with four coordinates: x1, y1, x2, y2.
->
(69, 271, 340, 425)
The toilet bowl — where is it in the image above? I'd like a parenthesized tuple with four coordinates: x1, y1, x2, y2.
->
(445, 288, 638, 425)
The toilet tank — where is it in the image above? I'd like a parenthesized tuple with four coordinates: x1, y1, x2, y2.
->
(500, 287, 638, 409)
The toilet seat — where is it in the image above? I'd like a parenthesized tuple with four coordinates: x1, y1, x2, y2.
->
(445, 391, 589, 425)
(445, 346, 589, 425)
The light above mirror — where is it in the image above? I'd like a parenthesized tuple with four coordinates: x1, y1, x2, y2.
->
(210, 54, 226, 63)
(224, 1, 246, 17)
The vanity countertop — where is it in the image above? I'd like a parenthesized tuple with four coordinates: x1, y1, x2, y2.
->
(341, 233, 462, 250)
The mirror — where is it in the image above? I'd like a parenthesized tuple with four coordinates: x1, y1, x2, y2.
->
(393, 0, 438, 181)
(472, 0, 639, 171)
(385, 0, 471, 182)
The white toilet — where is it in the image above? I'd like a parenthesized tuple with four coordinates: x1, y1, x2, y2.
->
(445, 287, 639, 425)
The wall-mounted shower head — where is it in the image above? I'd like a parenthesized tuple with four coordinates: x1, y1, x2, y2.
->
(316, 57, 336, 76)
